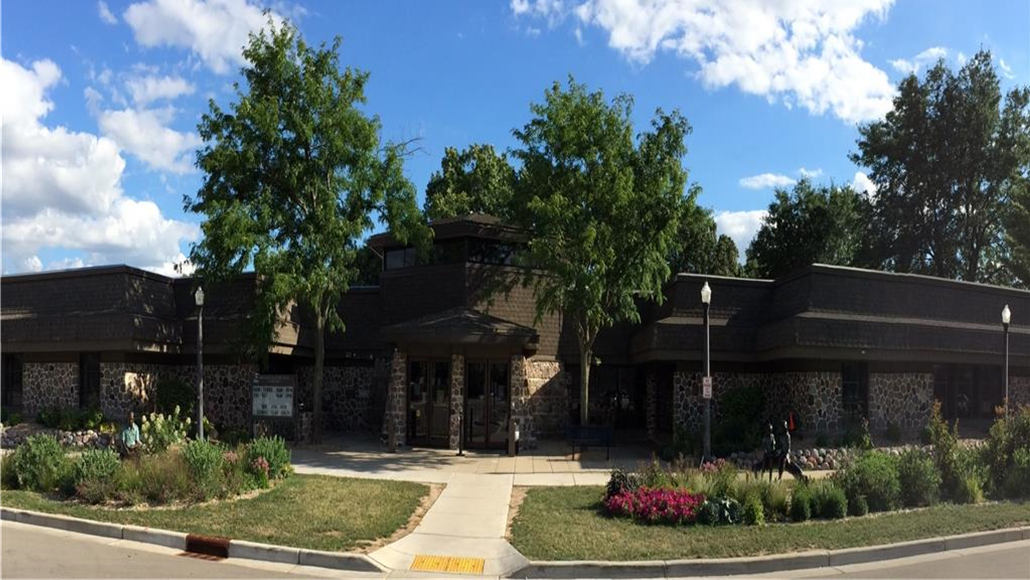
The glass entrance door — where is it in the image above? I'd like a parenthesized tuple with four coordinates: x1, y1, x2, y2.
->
(408, 359, 450, 447)
(465, 360, 510, 449)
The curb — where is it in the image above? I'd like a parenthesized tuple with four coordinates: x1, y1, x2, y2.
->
(512, 526, 1030, 579)
(0, 508, 385, 574)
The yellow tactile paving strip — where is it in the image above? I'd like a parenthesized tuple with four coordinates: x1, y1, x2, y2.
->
(410, 554, 486, 575)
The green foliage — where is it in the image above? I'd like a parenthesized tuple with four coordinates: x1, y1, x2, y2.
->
(712, 384, 765, 455)
(745, 179, 870, 279)
(182, 439, 226, 500)
(833, 451, 901, 512)
(852, 49, 1029, 285)
(790, 486, 812, 522)
(246, 436, 291, 479)
(885, 422, 902, 444)
(668, 185, 742, 277)
(810, 481, 848, 519)
(135, 451, 193, 504)
(155, 377, 195, 419)
(74, 448, 121, 486)
(218, 427, 252, 447)
(12, 434, 72, 493)
(897, 449, 941, 507)
(140, 407, 190, 453)
(982, 406, 1030, 498)
(925, 401, 965, 500)
(697, 497, 741, 526)
(509, 76, 689, 424)
(849, 494, 869, 517)
(1, 452, 19, 490)
(742, 494, 765, 526)
(605, 467, 640, 501)
(185, 19, 430, 443)
(837, 417, 873, 450)
(36, 407, 105, 431)
(952, 473, 984, 504)
(1003, 447, 1030, 499)
(424, 144, 516, 220)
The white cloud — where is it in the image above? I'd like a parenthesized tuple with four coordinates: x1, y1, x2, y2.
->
(0, 57, 198, 275)
(851, 171, 877, 197)
(124, 0, 283, 74)
(511, 0, 566, 23)
(798, 167, 822, 178)
(739, 173, 795, 189)
(889, 46, 947, 75)
(98, 1, 118, 24)
(98, 107, 201, 174)
(126, 74, 195, 106)
(998, 58, 1015, 80)
(543, 0, 896, 124)
(714, 209, 768, 253)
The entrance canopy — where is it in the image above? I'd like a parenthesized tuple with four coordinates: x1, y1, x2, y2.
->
(379, 307, 539, 351)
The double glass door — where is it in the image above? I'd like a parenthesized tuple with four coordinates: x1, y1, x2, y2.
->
(408, 360, 450, 447)
(465, 360, 510, 449)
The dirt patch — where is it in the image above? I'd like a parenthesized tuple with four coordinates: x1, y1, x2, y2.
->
(505, 486, 528, 540)
(355, 482, 444, 553)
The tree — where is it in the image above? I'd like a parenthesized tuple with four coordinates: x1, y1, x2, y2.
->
(185, 21, 428, 442)
(510, 78, 688, 425)
(1007, 186, 1030, 287)
(744, 179, 869, 279)
(668, 184, 742, 277)
(852, 50, 1030, 284)
(352, 246, 383, 286)
(424, 144, 516, 220)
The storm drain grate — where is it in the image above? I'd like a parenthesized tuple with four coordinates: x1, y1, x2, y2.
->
(410, 554, 485, 575)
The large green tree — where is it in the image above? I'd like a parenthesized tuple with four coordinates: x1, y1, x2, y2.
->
(424, 144, 516, 220)
(510, 78, 688, 425)
(852, 50, 1030, 284)
(668, 185, 742, 277)
(186, 21, 428, 441)
(744, 179, 869, 279)
(1007, 187, 1030, 287)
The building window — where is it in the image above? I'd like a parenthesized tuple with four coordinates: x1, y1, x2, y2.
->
(80, 353, 101, 409)
(2, 354, 23, 408)
(841, 362, 869, 422)
(468, 239, 514, 265)
(385, 247, 417, 270)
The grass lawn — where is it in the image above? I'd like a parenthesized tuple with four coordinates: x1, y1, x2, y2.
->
(1, 474, 427, 553)
(510, 486, 1030, 561)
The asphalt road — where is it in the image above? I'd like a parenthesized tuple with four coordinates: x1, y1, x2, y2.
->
(3, 520, 1028, 579)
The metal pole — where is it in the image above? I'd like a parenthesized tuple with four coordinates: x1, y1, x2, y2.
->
(197, 303, 204, 440)
(703, 301, 711, 463)
(1004, 321, 1009, 419)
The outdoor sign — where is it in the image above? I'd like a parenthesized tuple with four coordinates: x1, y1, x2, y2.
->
(252, 374, 295, 417)
(702, 376, 712, 399)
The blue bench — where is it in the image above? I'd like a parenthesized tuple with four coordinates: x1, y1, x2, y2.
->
(566, 425, 614, 460)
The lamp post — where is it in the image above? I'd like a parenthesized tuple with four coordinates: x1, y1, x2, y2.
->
(1002, 304, 1011, 419)
(701, 281, 712, 464)
(195, 286, 205, 440)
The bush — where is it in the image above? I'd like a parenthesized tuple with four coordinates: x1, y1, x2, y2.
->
(78, 408, 105, 431)
(697, 499, 720, 525)
(742, 494, 765, 525)
(1002, 447, 1030, 499)
(926, 401, 962, 498)
(897, 449, 941, 507)
(833, 451, 900, 512)
(140, 407, 190, 453)
(218, 427, 252, 447)
(952, 473, 984, 504)
(246, 436, 291, 479)
(134, 450, 192, 504)
(885, 422, 902, 444)
(1, 452, 19, 490)
(838, 417, 873, 450)
(605, 467, 640, 501)
(849, 494, 869, 516)
(811, 481, 848, 519)
(604, 487, 705, 525)
(762, 481, 791, 522)
(790, 486, 812, 522)
(75, 448, 121, 485)
(12, 434, 73, 493)
(155, 377, 196, 419)
(982, 407, 1030, 499)
(712, 384, 765, 455)
(697, 497, 740, 526)
(1, 408, 23, 426)
(182, 439, 225, 500)
(37, 407, 65, 429)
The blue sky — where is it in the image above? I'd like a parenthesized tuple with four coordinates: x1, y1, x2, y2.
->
(2, 0, 1028, 275)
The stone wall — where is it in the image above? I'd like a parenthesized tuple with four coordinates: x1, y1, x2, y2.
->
(523, 359, 567, 441)
(296, 364, 377, 432)
(449, 353, 464, 450)
(22, 362, 79, 416)
(645, 372, 657, 442)
(382, 350, 407, 446)
(510, 354, 530, 447)
(1010, 375, 1030, 411)
(673, 371, 842, 434)
(99, 362, 160, 420)
(868, 372, 935, 432)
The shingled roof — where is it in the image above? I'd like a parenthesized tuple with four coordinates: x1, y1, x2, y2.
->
(379, 306, 539, 348)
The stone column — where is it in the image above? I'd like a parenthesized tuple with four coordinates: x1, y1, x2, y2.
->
(645, 370, 657, 442)
(510, 354, 533, 448)
(449, 353, 464, 450)
(384, 350, 407, 446)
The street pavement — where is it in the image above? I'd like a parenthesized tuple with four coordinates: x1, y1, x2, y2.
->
(4, 520, 1028, 579)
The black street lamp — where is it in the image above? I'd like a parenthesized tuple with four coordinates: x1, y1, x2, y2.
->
(701, 281, 712, 463)
(1002, 304, 1011, 419)
(195, 286, 205, 440)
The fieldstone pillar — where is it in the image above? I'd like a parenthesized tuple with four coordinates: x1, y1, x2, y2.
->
(510, 354, 533, 449)
(449, 353, 465, 450)
(384, 350, 407, 447)
(645, 370, 657, 443)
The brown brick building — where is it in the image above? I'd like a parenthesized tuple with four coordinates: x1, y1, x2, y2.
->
(2, 215, 1028, 449)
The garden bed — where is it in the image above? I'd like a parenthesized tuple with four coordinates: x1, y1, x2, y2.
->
(509, 485, 1030, 561)
(2, 474, 430, 553)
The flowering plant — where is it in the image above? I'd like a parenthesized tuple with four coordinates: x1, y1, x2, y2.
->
(251, 456, 270, 477)
(140, 406, 190, 453)
(700, 458, 729, 474)
(604, 486, 705, 525)
(222, 450, 239, 464)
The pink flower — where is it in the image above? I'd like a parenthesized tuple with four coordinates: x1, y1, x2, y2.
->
(604, 486, 704, 525)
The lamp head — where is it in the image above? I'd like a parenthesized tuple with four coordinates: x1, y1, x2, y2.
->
(195, 286, 205, 307)
(700, 281, 712, 305)
(1002, 304, 1011, 326)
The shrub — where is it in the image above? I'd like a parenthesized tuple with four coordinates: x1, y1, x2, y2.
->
(814, 433, 830, 448)
(762, 481, 791, 522)
(1002, 447, 1030, 499)
(155, 377, 196, 419)
(1, 452, 19, 490)
(926, 401, 962, 498)
(838, 417, 873, 450)
(605, 467, 640, 501)
(897, 449, 941, 507)
(833, 451, 900, 512)
(135, 450, 192, 504)
(12, 434, 73, 493)
(604, 487, 705, 525)
(952, 473, 984, 504)
(702, 459, 738, 499)
(638, 458, 674, 489)
(982, 407, 1030, 498)
(742, 494, 764, 525)
(697, 499, 721, 525)
(1, 408, 23, 426)
(74, 448, 121, 485)
(78, 408, 105, 431)
(790, 486, 812, 522)
(712, 384, 765, 455)
(246, 436, 291, 479)
(36, 407, 65, 429)
(218, 427, 252, 447)
(811, 481, 847, 519)
(885, 422, 902, 444)
(849, 494, 869, 516)
(182, 439, 225, 500)
(140, 407, 190, 453)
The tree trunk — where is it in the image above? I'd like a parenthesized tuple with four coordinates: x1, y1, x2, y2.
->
(579, 346, 590, 426)
(313, 313, 325, 444)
